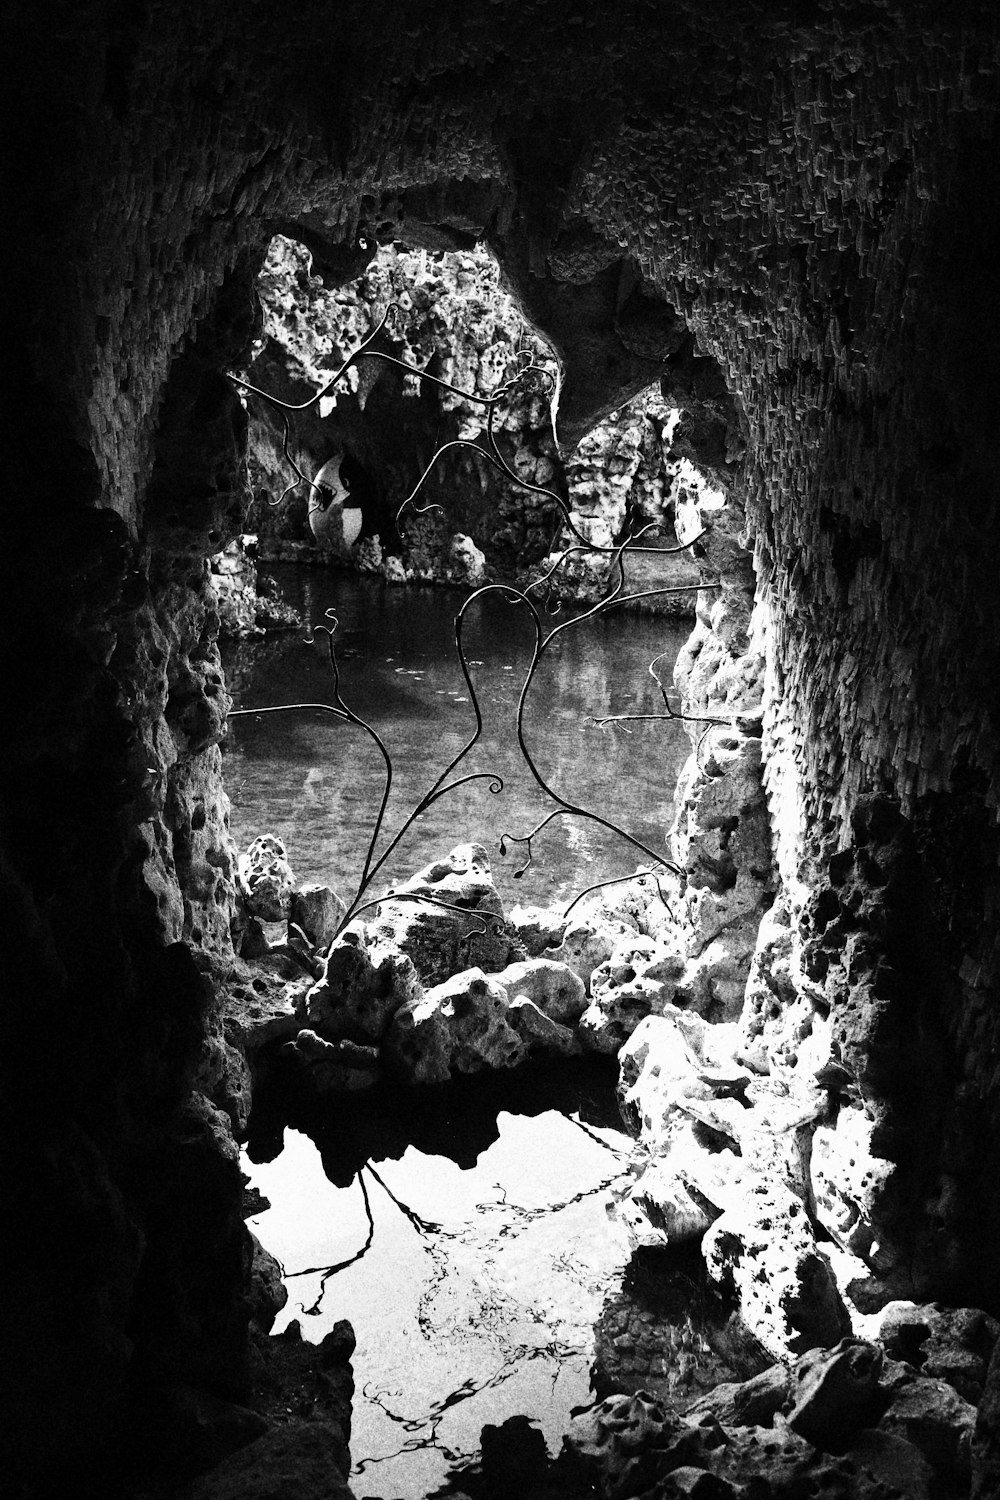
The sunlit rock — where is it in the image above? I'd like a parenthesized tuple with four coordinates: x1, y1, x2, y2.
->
(305, 929, 422, 1045)
(507, 903, 569, 957)
(581, 938, 687, 1052)
(289, 883, 346, 951)
(703, 1172, 852, 1362)
(617, 1010, 746, 1148)
(237, 834, 295, 922)
(810, 1108, 897, 1273)
(613, 1117, 741, 1248)
(492, 956, 587, 1024)
(549, 913, 635, 995)
(386, 966, 526, 1084)
(370, 842, 519, 986)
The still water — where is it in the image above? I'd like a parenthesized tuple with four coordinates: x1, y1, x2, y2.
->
(222, 568, 692, 911)
(244, 1064, 634, 1499)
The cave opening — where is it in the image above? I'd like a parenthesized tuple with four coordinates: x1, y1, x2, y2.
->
(8, 7, 1000, 1498)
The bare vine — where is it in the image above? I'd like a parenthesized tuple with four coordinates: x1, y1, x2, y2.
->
(227, 297, 736, 937)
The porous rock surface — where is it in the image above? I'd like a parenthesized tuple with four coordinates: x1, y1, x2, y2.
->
(6, 3, 1000, 1496)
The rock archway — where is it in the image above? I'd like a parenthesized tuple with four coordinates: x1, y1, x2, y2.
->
(4, 2, 1000, 1493)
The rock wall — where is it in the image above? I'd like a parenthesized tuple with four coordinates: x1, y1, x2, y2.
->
(244, 237, 701, 606)
(4, 0, 1000, 1492)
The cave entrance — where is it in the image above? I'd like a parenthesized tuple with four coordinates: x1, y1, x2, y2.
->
(218, 233, 740, 1496)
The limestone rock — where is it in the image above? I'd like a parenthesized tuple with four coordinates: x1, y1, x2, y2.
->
(785, 1339, 884, 1446)
(617, 1009, 746, 1148)
(878, 1300, 1000, 1403)
(386, 967, 526, 1084)
(582, 939, 687, 1052)
(304, 929, 422, 1045)
(876, 1364, 975, 1487)
(548, 912, 636, 994)
(684, 1364, 790, 1428)
(703, 1173, 852, 1363)
(507, 903, 568, 957)
(370, 843, 518, 985)
(237, 834, 295, 922)
(972, 1340, 1000, 1500)
(248, 1232, 287, 1334)
(561, 1391, 696, 1499)
(492, 956, 587, 1023)
(289, 883, 346, 951)
(282, 1030, 381, 1092)
(447, 532, 486, 585)
(613, 1117, 740, 1248)
(508, 995, 581, 1057)
(810, 1107, 897, 1269)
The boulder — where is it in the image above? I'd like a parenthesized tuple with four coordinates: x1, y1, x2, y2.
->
(289, 883, 346, 950)
(492, 956, 587, 1023)
(876, 1363, 975, 1487)
(581, 940, 686, 1053)
(507, 902, 568, 956)
(237, 834, 295, 921)
(785, 1339, 884, 1446)
(878, 1300, 1000, 1403)
(369, 843, 518, 985)
(386, 967, 526, 1084)
(548, 912, 635, 994)
(703, 1173, 852, 1363)
(684, 1365, 790, 1428)
(508, 995, 581, 1057)
(281, 1031, 381, 1092)
(304, 929, 422, 1044)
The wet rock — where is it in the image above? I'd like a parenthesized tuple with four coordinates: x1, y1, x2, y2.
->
(289, 883, 346, 951)
(684, 1364, 790, 1428)
(237, 834, 296, 922)
(180, 1418, 352, 1500)
(785, 1339, 884, 1446)
(507, 902, 569, 957)
(370, 843, 519, 985)
(282, 1030, 382, 1091)
(703, 1173, 852, 1363)
(305, 929, 422, 1045)
(878, 1300, 1000, 1403)
(248, 1232, 287, 1333)
(492, 956, 587, 1023)
(386, 967, 526, 1084)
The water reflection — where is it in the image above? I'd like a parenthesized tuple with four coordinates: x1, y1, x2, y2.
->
(243, 1061, 635, 1499)
(222, 569, 692, 909)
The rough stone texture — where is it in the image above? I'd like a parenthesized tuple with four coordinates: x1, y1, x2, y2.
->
(386, 966, 527, 1084)
(304, 928, 422, 1044)
(703, 1173, 853, 1363)
(289, 883, 346, 951)
(6, 2, 1000, 1491)
(237, 834, 295, 923)
(491, 955, 588, 1024)
(368, 842, 522, 985)
(180, 1419, 353, 1500)
(879, 1301, 1000, 1404)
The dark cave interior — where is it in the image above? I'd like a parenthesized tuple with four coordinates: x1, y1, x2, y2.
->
(3, 1, 1000, 1496)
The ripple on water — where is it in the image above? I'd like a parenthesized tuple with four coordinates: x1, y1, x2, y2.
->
(243, 1075, 634, 1498)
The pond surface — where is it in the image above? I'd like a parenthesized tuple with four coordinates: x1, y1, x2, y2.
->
(222, 568, 692, 910)
(243, 1064, 635, 1499)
